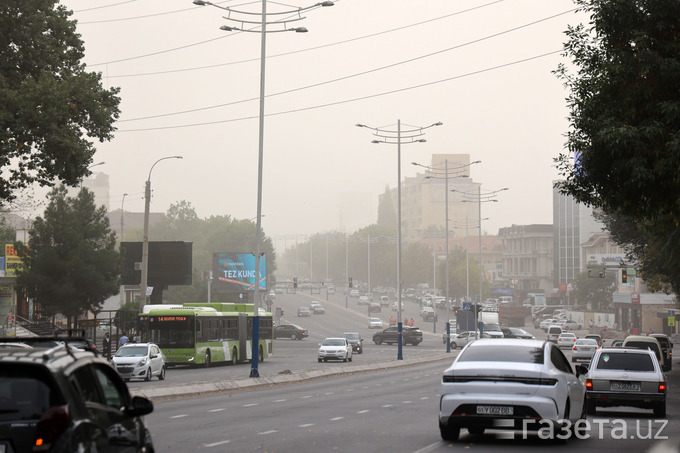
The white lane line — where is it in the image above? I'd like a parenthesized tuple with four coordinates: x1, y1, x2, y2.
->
(258, 430, 278, 435)
(420, 397, 429, 400)
(242, 403, 258, 407)
(324, 392, 334, 395)
(382, 404, 393, 408)
(208, 408, 225, 413)
(171, 414, 189, 419)
(299, 424, 315, 427)
(273, 399, 287, 403)
(402, 401, 412, 404)
(330, 417, 344, 421)
(204, 440, 231, 447)
(357, 410, 370, 414)
(300, 395, 312, 399)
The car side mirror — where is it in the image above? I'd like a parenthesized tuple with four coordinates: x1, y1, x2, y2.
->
(126, 396, 154, 417)
(150, 354, 158, 359)
(575, 364, 588, 377)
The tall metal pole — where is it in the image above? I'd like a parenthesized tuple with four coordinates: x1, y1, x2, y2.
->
(397, 119, 403, 360)
(250, 0, 268, 378)
(445, 160, 450, 352)
(120, 193, 127, 242)
(345, 234, 349, 309)
(139, 180, 151, 311)
(477, 185, 482, 339)
(367, 233, 371, 294)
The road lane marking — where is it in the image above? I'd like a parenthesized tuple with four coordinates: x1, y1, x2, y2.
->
(171, 414, 188, 419)
(330, 417, 344, 421)
(299, 424, 315, 427)
(208, 408, 225, 413)
(357, 410, 369, 414)
(258, 430, 278, 435)
(242, 403, 258, 407)
(204, 440, 231, 447)
(382, 404, 393, 408)
(300, 395, 312, 399)
(273, 399, 287, 403)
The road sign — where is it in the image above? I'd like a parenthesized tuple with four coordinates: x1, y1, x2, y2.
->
(669, 309, 675, 317)
(463, 302, 471, 312)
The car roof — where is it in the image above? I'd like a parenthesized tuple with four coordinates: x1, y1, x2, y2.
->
(466, 338, 546, 347)
(596, 347, 656, 355)
(624, 335, 660, 343)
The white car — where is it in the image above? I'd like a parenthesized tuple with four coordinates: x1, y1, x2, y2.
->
(392, 301, 405, 311)
(439, 339, 588, 442)
(448, 331, 481, 349)
(112, 342, 166, 381)
(368, 317, 383, 329)
(556, 332, 577, 348)
(585, 347, 666, 417)
(317, 337, 353, 363)
(571, 338, 598, 363)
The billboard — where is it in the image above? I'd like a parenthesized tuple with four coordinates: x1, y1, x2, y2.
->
(212, 252, 266, 293)
(4, 244, 23, 277)
(121, 241, 192, 286)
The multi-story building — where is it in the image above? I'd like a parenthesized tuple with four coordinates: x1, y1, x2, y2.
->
(498, 224, 553, 296)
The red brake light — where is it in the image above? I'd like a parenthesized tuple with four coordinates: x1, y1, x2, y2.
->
(572, 345, 577, 351)
(33, 405, 70, 452)
(585, 379, 593, 390)
(659, 382, 666, 392)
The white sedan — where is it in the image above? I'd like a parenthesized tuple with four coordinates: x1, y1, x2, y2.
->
(317, 337, 353, 363)
(439, 339, 588, 442)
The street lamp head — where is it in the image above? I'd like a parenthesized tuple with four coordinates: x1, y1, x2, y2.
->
(433, 122, 443, 126)
(416, 139, 427, 143)
(371, 140, 381, 144)
(293, 27, 308, 33)
(472, 160, 482, 164)
(355, 123, 366, 128)
(193, 0, 207, 5)
(318, 1, 335, 6)
(220, 25, 238, 31)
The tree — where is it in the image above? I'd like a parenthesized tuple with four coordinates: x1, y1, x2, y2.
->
(17, 187, 121, 328)
(571, 270, 617, 311)
(0, 1, 121, 204)
(554, 0, 680, 296)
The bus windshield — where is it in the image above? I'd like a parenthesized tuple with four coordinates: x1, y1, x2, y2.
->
(146, 316, 195, 349)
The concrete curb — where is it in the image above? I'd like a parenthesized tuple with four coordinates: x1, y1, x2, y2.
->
(131, 352, 453, 400)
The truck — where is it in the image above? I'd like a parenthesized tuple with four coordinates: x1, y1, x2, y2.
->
(499, 304, 529, 327)
(479, 311, 499, 325)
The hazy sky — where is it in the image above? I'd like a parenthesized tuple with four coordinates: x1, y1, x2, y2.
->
(59, 0, 586, 242)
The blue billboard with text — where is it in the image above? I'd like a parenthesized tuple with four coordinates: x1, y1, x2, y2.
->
(212, 252, 266, 293)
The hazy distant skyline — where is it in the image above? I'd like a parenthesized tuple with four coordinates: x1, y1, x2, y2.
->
(52, 0, 586, 241)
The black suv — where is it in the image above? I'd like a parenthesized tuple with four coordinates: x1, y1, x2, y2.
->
(274, 324, 309, 340)
(372, 326, 423, 346)
(341, 332, 363, 354)
(0, 337, 155, 452)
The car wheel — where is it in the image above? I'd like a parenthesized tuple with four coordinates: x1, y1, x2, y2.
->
(348, 355, 352, 362)
(318, 359, 322, 362)
(450, 342, 457, 349)
(440, 422, 460, 442)
(468, 427, 485, 436)
(232, 347, 238, 365)
(374, 338, 382, 345)
(343, 357, 347, 362)
(586, 398, 596, 415)
(290, 333, 298, 340)
(654, 402, 666, 418)
(204, 350, 211, 368)
(158, 365, 166, 380)
(145, 368, 152, 381)
(323, 359, 327, 362)
(358, 348, 363, 354)
(259, 345, 264, 363)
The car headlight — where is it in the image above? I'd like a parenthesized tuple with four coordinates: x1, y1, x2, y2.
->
(137, 358, 148, 367)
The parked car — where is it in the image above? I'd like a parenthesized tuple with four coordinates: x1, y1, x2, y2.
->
(439, 339, 588, 442)
(341, 332, 363, 354)
(373, 326, 423, 346)
(622, 335, 666, 370)
(585, 347, 666, 417)
(297, 306, 311, 317)
(0, 336, 155, 452)
(112, 342, 167, 381)
(649, 333, 673, 371)
(368, 317, 383, 329)
(556, 332, 578, 348)
(368, 302, 381, 313)
(571, 338, 599, 363)
(317, 337, 353, 363)
(274, 324, 309, 340)
(561, 320, 582, 330)
(500, 327, 535, 339)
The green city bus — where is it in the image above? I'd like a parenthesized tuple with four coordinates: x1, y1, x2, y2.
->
(137, 303, 273, 367)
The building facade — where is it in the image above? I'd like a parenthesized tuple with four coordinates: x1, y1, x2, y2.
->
(498, 224, 553, 295)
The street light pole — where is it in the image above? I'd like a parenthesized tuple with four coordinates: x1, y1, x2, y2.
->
(357, 120, 442, 360)
(139, 156, 182, 312)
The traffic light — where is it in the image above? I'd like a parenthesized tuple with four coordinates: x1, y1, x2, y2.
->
(293, 277, 298, 289)
(349, 277, 353, 288)
(622, 269, 628, 283)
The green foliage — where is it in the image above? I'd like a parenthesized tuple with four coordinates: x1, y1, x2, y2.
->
(571, 269, 617, 311)
(0, 218, 15, 247)
(555, 0, 680, 298)
(0, 1, 121, 202)
(17, 187, 121, 326)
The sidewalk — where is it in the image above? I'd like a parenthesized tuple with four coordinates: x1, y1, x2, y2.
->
(130, 351, 453, 400)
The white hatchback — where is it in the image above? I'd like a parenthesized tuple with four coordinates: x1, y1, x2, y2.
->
(112, 342, 166, 381)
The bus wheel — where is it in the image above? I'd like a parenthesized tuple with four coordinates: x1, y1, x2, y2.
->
(204, 350, 211, 368)
(259, 345, 264, 363)
(231, 347, 238, 365)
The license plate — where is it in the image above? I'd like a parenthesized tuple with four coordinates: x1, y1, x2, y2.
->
(477, 405, 513, 415)
(611, 381, 640, 391)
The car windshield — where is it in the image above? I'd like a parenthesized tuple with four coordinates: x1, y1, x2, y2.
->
(576, 339, 597, 345)
(510, 328, 529, 335)
(595, 352, 655, 371)
(458, 344, 544, 364)
(652, 336, 670, 348)
(343, 333, 359, 340)
(484, 324, 501, 331)
(370, 318, 380, 322)
(115, 346, 149, 357)
(322, 339, 345, 346)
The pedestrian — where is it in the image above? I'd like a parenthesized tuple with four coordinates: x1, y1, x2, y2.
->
(118, 332, 129, 348)
(409, 317, 415, 326)
(102, 332, 111, 360)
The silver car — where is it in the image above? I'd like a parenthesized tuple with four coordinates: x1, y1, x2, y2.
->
(112, 342, 166, 381)
(317, 337, 353, 363)
(571, 338, 598, 363)
(439, 339, 588, 442)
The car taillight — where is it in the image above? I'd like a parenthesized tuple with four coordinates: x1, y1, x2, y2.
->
(585, 379, 593, 390)
(572, 345, 577, 351)
(33, 405, 70, 452)
(659, 382, 666, 393)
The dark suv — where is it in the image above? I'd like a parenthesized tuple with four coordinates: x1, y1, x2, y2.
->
(341, 332, 363, 354)
(372, 326, 423, 346)
(0, 337, 155, 452)
(650, 333, 673, 371)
